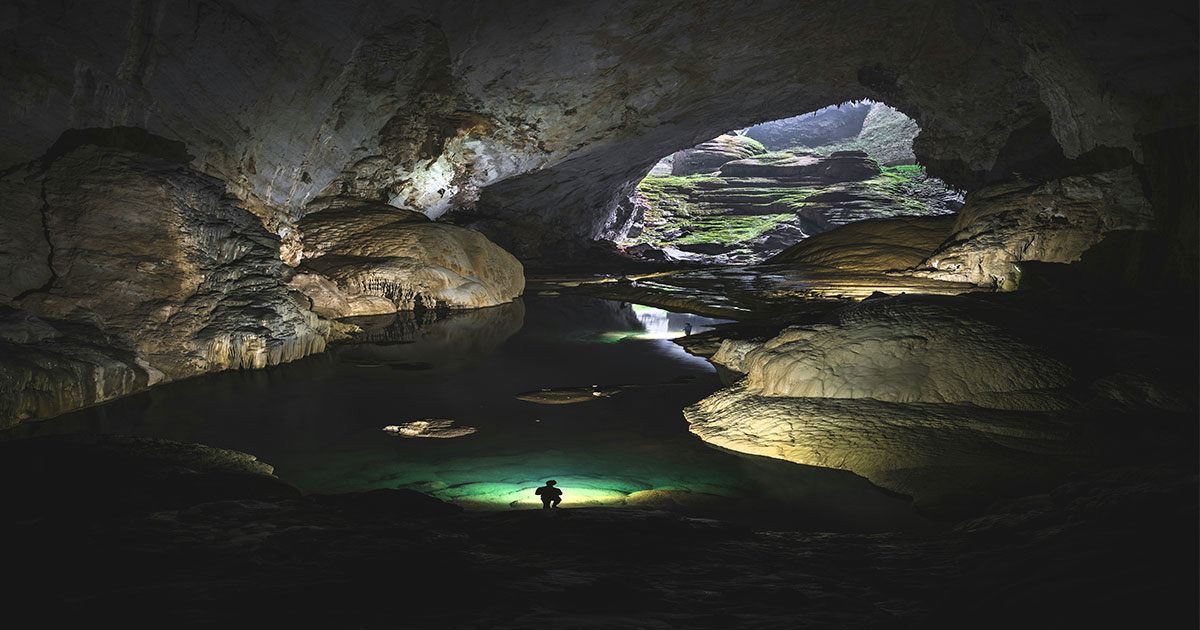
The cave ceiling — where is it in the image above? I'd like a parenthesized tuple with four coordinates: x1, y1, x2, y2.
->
(1, 0, 1196, 256)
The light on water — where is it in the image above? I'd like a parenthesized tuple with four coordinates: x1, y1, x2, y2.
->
(3, 295, 934, 531)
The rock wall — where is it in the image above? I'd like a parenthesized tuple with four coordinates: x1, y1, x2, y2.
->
(0, 144, 330, 426)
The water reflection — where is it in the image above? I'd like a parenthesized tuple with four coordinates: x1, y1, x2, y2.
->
(1, 295, 933, 532)
(337, 301, 525, 374)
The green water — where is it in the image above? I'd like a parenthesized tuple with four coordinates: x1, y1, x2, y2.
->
(5, 295, 934, 532)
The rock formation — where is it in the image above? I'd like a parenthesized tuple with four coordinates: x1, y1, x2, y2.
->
(671, 134, 766, 176)
(1, 0, 1191, 269)
(630, 152, 956, 263)
(383, 419, 478, 438)
(914, 167, 1156, 288)
(687, 293, 1166, 509)
(292, 197, 524, 317)
(767, 214, 957, 272)
(0, 143, 329, 426)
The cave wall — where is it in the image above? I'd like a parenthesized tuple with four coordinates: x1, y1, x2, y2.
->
(3, 0, 1194, 262)
(0, 0, 1196, 425)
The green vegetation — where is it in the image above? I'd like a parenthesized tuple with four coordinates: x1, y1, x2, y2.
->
(627, 150, 953, 259)
(740, 136, 767, 154)
(670, 214, 793, 246)
(746, 151, 806, 164)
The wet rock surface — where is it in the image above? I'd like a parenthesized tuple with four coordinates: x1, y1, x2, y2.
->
(383, 419, 478, 438)
(769, 214, 957, 272)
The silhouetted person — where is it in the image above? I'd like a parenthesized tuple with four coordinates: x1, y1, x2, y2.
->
(683, 323, 693, 336)
(535, 480, 562, 509)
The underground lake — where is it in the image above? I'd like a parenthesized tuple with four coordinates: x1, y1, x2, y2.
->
(0, 295, 935, 533)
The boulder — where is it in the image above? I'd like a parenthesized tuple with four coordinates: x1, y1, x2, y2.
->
(688, 295, 1089, 509)
(295, 197, 525, 315)
(671, 134, 766, 176)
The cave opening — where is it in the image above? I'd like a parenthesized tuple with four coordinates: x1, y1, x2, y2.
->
(614, 100, 963, 265)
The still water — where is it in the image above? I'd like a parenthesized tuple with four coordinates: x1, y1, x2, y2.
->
(4, 295, 933, 532)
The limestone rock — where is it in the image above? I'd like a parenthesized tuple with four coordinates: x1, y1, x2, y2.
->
(295, 198, 524, 314)
(0, 165, 52, 301)
(915, 168, 1155, 288)
(0, 145, 329, 425)
(768, 215, 956, 272)
(688, 295, 1101, 508)
(287, 273, 397, 319)
(671, 134, 766, 176)
(0, 1, 1192, 262)
(684, 383, 1085, 509)
(723, 297, 1073, 407)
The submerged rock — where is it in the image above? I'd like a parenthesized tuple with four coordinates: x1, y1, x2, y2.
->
(383, 419, 477, 438)
(515, 384, 625, 404)
(294, 197, 525, 315)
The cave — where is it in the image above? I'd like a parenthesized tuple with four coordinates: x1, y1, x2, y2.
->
(1, 1, 1196, 627)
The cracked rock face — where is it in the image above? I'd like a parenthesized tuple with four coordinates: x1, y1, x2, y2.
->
(0, 145, 329, 426)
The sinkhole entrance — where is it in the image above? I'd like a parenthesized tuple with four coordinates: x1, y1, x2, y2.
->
(618, 100, 964, 265)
